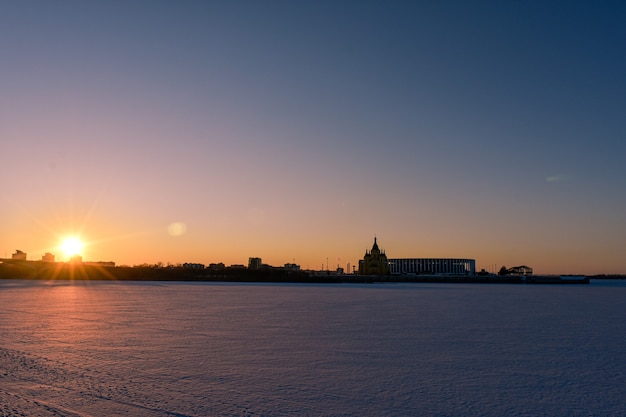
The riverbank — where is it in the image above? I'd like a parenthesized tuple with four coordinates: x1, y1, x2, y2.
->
(0, 261, 608, 284)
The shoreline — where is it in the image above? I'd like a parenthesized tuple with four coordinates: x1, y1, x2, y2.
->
(0, 262, 612, 284)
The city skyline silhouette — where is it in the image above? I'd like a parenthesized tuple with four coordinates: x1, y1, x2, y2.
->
(2, 2, 625, 275)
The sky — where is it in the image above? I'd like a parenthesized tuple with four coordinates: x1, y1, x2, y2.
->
(1, 1, 625, 274)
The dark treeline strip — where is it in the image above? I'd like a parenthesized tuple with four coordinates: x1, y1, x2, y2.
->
(1, 261, 616, 283)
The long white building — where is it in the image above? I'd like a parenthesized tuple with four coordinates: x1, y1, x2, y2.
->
(388, 258, 476, 276)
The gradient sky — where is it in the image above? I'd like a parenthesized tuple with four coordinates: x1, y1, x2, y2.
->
(1, 1, 625, 274)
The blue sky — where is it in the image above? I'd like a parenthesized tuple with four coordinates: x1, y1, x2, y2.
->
(1, 1, 625, 273)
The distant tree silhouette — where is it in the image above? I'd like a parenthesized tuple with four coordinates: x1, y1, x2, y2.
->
(498, 266, 509, 276)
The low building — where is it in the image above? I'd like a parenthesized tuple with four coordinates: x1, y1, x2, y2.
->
(183, 263, 205, 270)
(388, 258, 476, 275)
(84, 261, 116, 267)
(248, 257, 263, 270)
(284, 263, 300, 271)
(69, 254, 82, 263)
(42, 253, 55, 262)
(503, 265, 533, 275)
(12, 250, 27, 260)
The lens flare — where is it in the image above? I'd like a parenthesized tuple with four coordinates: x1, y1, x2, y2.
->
(168, 222, 187, 237)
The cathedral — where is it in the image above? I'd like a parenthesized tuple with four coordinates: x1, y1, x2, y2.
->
(358, 237, 390, 275)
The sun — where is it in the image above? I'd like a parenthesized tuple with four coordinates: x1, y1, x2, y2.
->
(60, 237, 84, 258)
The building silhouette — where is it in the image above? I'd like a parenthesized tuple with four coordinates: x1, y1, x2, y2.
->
(42, 252, 55, 262)
(12, 250, 27, 260)
(248, 257, 262, 270)
(358, 237, 476, 276)
(388, 258, 476, 275)
(69, 254, 82, 263)
(283, 263, 300, 271)
(183, 262, 205, 270)
(358, 237, 390, 275)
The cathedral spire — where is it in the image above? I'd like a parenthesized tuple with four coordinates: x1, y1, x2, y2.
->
(359, 236, 389, 275)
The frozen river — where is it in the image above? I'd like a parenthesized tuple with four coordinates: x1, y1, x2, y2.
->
(0, 279, 624, 416)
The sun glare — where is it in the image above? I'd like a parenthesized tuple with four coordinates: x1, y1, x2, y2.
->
(60, 237, 84, 258)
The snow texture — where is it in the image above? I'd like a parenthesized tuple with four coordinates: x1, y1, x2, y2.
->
(0, 279, 625, 416)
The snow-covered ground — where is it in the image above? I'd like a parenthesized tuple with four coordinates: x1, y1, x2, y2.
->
(1, 279, 624, 416)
